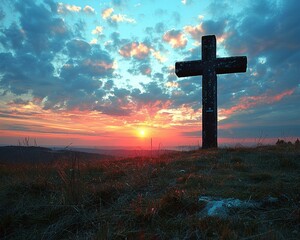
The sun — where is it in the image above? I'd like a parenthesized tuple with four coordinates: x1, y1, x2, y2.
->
(138, 128, 147, 138)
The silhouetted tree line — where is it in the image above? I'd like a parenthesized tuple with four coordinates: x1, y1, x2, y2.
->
(276, 138, 300, 147)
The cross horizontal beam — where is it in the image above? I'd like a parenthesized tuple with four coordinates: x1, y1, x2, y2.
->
(175, 56, 247, 77)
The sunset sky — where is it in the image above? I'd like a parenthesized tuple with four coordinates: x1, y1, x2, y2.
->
(0, 0, 299, 148)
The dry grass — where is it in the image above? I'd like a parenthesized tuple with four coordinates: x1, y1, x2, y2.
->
(0, 145, 299, 239)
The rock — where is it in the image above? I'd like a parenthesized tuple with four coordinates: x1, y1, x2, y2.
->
(199, 196, 261, 219)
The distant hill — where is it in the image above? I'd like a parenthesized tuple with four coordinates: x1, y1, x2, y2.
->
(68, 147, 178, 158)
(0, 146, 113, 164)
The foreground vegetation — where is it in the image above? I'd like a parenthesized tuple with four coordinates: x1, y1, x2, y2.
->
(0, 145, 299, 239)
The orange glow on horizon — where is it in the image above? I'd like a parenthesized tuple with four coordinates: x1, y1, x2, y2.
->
(1, 87, 296, 148)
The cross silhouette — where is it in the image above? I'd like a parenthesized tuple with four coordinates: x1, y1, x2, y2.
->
(175, 35, 247, 149)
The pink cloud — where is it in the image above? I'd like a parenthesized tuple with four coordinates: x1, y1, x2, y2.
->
(119, 42, 150, 59)
(83, 59, 116, 72)
(163, 30, 187, 48)
(220, 88, 295, 116)
(184, 24, 204, 41)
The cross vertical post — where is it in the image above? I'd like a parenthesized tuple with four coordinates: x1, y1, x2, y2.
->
(175, 35, 247, 149)
(202, 35, 217, 148)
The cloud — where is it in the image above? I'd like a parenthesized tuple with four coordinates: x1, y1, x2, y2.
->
(184, 24, 204, 41)
(8, 0, 70, 54)
(0, 23, 26, 50)
(56, 49, 116, 112)
(66, 39, 91, 57)
(0, 0, 126, 116)
(102, 8, 114, 19)
(151, 49, 167, 63)
(60, 48, 115, 80)
(57, 3, 95, 15)
(101, 7, 135, 25)
(1, 0, 299, 134)
(93, 86, 134, 116)
(220, 89, 296, 116)
(218, 0, 300, 115)
(57, 3, 81, 14)
(90, 39, 98, 45)
(139, 64, 152, 76)
(83, 5, 95, 14)
(110, 14, 136, 24)
(224, 0, 300, 59)
(201, 19, 227, 36)
(163, 29, 187, 48)
(206, 1, 231, 16)
(119, 42, 151, 59)
(132, 82, 169, 105)
(128, 63, 152, 76)
(104, 32, 130, 52)
(184, 19, 227, 42)
(130, 81, 172, 118)
(92, 26, 104, 35)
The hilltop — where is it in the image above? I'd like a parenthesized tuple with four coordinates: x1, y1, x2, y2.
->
(0, 145, 299, 239)
(0, 146, 113, 164)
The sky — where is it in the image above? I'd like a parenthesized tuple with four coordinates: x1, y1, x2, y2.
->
(0, 0, 299, 148)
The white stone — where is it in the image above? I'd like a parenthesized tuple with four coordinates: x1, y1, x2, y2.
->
(199, 196, 261, 219)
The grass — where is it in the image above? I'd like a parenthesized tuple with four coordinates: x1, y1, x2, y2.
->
(0, 145, 299, 239)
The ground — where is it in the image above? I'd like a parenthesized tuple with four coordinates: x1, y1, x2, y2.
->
(0, 145, 299, 239)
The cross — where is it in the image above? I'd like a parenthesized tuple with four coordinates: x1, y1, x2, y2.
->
(175, 35, 247, 149)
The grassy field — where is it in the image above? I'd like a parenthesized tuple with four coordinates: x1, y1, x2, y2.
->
(0, 145, 299, 239)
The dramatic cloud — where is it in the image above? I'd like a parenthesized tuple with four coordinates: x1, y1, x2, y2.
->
(163, 29, 187, 48)
(119, 42, 150, 59)
(220, 89, 296, 116)
(1, 0, 299, 146)
(0, 0, 120, 116)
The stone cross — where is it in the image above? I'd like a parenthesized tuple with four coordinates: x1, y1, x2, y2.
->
(175, 35, 247, 149)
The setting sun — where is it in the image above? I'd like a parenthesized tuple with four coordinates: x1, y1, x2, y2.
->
(138, 128, 147, 138)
